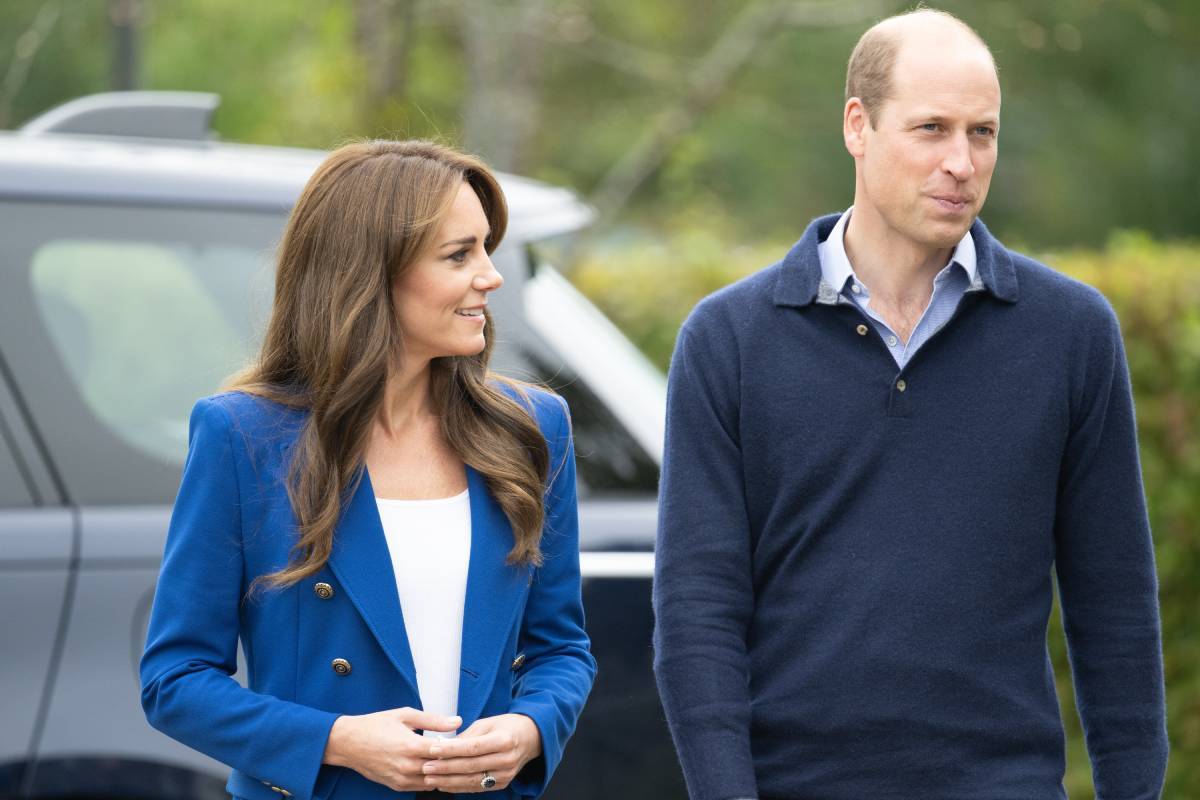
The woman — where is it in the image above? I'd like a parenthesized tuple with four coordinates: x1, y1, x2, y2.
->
(140, 140, 596, 799)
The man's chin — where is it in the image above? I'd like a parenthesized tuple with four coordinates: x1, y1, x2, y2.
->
(923, 213, 976, 248)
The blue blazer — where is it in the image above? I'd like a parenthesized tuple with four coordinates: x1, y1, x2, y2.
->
(140, 386, 596, 800)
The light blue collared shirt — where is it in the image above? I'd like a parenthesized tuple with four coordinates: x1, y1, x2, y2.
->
(817, 207, 982, 369)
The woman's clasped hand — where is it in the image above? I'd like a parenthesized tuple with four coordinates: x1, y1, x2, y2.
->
(324, 707, 542, 793)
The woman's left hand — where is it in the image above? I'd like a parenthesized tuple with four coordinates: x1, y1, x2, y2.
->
(420, 712, 542, 793)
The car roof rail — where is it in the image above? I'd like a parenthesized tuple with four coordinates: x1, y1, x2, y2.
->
(19, 91, 220, 141)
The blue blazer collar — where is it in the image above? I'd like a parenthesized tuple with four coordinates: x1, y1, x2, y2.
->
(772, 213, 1020, 308)
(325, 464, 529, 723)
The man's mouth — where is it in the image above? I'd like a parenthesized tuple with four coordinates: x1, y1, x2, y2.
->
(930, 195, 971, 212)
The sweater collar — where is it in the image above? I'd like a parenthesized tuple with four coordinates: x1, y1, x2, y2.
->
(773, 212, 1019, 308)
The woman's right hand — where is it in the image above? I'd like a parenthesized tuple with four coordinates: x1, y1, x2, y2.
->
(322, 708, 461, 791)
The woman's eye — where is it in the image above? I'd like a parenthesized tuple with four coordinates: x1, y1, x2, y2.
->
(448, 249, 468, 264)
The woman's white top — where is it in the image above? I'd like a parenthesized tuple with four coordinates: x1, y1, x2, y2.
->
(375, 489, 471, 736)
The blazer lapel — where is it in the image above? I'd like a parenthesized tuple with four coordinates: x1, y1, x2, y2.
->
(326, 467, 421, 698)
(457, 465, 530, 723)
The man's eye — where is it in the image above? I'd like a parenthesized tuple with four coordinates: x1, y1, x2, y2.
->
(974, 126, 996, 137)
(921, 123, 940, 132)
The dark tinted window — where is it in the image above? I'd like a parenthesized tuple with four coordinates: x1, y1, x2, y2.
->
(526, 352, 659, 496)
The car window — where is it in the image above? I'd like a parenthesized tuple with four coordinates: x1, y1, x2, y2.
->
(522, 255, 666, 464)
(521, 252, 664, 495)
(1, 197, 660, 504)
(31, 239, 270, 463)
(0, 201, 282, 504)
(524, 351, 660, 496)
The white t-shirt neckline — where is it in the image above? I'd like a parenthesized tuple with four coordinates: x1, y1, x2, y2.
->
(374, 489, 472, 736)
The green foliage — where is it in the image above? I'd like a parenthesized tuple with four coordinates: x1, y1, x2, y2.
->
(574, 230, 1200, 799)
(138, 0, 470, 146)
(0, 2, 109, 127)
(1048, 233, 1200, 800)
(4, 0, 1198, 248)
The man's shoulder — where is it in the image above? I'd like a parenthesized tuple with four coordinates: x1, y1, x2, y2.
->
(1002, 245, 1118, 330)
(681, 214, 834, 340)
(681, 259, 788, 340)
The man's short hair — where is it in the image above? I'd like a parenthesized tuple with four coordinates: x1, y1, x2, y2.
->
(845, 7, 994, 127)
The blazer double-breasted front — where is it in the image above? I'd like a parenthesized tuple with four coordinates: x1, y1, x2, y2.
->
(139, 386, 596, 800)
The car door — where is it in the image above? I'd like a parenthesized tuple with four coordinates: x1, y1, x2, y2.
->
(0, 366, 73, 796)
(0, 199, 277, 795)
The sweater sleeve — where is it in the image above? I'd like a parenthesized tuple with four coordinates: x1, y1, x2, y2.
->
(1053, 298, 1168, 800)
(140, 398, 339, 800)
(653, 313, 759, 800)
(508, 393, 598, 797)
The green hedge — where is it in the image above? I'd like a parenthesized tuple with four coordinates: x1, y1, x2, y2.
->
(573, 230, 1200, 799)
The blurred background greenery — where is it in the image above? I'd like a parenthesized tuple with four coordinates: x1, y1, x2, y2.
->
(2, 0, 1196, 796)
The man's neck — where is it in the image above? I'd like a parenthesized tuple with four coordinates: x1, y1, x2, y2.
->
(842, 204, 954, 307)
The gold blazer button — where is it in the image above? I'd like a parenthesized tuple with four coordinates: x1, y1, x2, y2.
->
(332, 658, 352, 676)
(510, 653, 526, 671)
(314, 582, 334, 600)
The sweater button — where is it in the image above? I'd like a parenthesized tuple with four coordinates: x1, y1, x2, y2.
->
(332, 658, 352, 676)
(896, 379, 907, 392)
(855, 324, 868, 336)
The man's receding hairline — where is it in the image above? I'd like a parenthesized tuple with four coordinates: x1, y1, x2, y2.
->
(883, 10, 993, 61)
(846, 8, 997, 125)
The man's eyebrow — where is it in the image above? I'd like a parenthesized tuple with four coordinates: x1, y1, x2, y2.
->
(908, 113, 1000, 126)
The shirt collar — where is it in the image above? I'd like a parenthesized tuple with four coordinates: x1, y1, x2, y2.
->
(816, 206, 979, 297)
(774, 214, 1018, 309)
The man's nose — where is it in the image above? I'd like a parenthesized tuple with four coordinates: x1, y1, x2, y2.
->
(942, 132, 976, 181)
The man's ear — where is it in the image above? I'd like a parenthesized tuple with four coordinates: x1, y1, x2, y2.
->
(844, 97, 869, 158)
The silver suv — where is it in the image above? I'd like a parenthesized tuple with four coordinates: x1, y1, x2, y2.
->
(0, 92, 681, 799)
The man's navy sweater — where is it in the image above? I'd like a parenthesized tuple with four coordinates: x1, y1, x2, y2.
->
(653, 215, 1168, 800)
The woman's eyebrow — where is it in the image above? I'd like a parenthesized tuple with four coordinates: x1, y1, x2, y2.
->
(440, 228, 492, 248)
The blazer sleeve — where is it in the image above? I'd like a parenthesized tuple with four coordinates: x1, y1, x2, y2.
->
(140, 397, 339, 800)
(508, 393, 598, 797)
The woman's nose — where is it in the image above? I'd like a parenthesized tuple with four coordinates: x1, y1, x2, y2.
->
(474, 255, 503, 291)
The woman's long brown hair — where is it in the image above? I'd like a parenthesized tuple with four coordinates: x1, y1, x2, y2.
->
(225, 140, 551, 590)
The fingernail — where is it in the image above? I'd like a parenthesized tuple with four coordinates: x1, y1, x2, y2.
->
(429, 745, 442, 756)
(422, 763, 435, 774)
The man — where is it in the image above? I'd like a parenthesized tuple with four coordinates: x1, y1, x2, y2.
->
(653, 8, 1168, 800)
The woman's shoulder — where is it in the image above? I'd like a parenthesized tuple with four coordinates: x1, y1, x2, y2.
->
(489, 377, 569, 433)
(188, 390, 307, 449)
